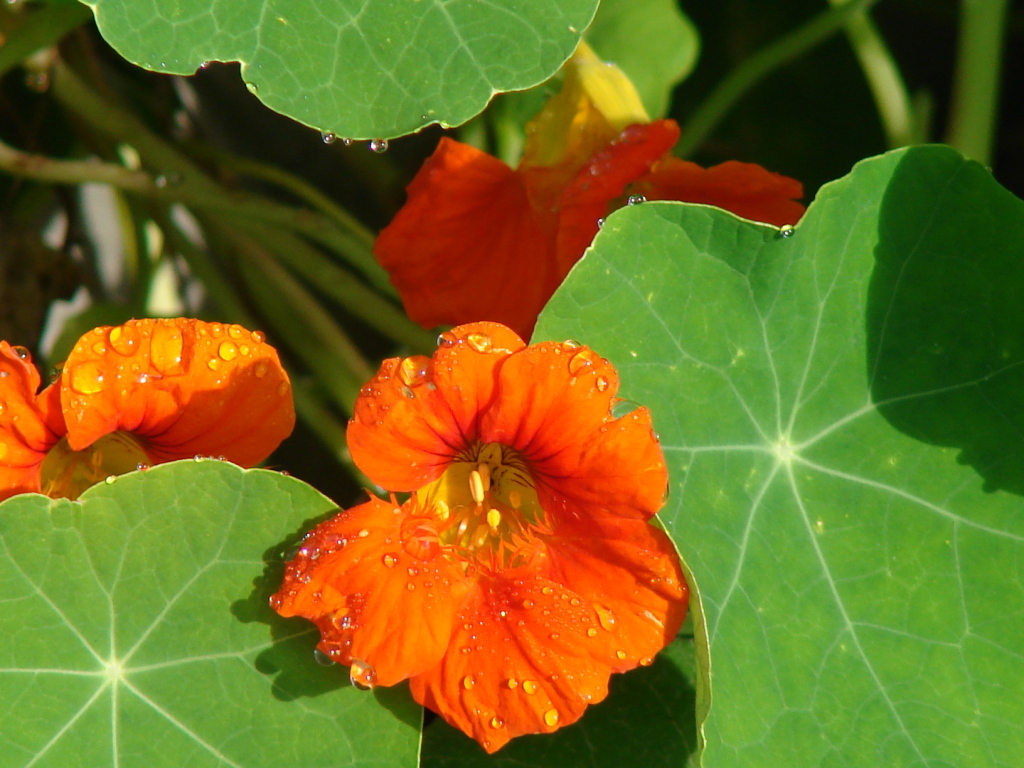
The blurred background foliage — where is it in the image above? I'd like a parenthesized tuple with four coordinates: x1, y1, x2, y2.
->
(0, 0, 1020, 505)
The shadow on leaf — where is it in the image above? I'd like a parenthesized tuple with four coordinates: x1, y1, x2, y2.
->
(868, 147, 1024, 496)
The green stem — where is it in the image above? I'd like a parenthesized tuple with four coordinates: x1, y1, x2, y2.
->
(946, 0, 1011, 166)
(47, 59, 397, 297)
(829, 0, 917, 147)
(677, 0, 882, 158)
(0, 1, 90, 78)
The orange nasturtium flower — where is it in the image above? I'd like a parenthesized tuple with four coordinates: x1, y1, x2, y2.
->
(375, 43, 805, 339)
(272, 322, 688, 753)
(0, 318, 294, 501)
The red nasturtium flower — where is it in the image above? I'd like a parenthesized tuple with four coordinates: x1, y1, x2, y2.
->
(272, 322, 688, 752)
(0, 318, 294, 501)
(375, 43, 805, 339)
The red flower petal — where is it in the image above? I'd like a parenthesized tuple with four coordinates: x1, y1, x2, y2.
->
(0, 343, 64, 500)
(273, 496, 473, 687)
(481, 341, 667, 521)
(348, 323, 526, 491)
(632, 157, 805, 227)
(60, 319, 294, 465)
(374, 139, 562, 339)
(553, 119, 680, 274)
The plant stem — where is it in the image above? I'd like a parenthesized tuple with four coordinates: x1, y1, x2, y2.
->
(0, 1, 90, 78)
(946, 0, 1010, 166)
(677, 0, 882, 158)
(829, 0, 917, 147)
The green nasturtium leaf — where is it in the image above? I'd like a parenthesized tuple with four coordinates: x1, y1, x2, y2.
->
(586, 0, 699, 118)
(0, 460, 421, 768)
(535, 145, 1024, 767)
(79, 0, 599, 140)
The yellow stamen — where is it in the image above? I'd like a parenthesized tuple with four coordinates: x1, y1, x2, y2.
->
(476, 462, 491, 492)
(469, 469, 485, 505)
(435, 498, 450, 520)
(487, 508, 501, 531)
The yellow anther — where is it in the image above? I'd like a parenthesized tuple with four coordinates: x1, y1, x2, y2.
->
(469, 469, 486, 504)
(435, 499, 450, 520)
(476, 462, 492, 491)
(487, 508, 501, 530)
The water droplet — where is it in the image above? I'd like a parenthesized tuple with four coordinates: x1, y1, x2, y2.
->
(358, 529, 370, 538)
(587, 627, 598, 637)
(245, 82, 259, 95)
(611, 399, 641, 419)
(522, 680, 538, 695)
(522, 599, 534, 610)
(11, 346, 30, 360)
(382, 553, 397, 567)
(640, 656, 654, 667)
(218, 340, 239, 361)
(462, 675, 475, 689)
(254, 360, 270, 378)
(561, 340, 581, 351)
(369, 138, 389, 153)
(595, 604, 617, 631)
(314, 648, 335, 666)
(150, 321, 185, 376)
(597, 217, 605, 229)
(104, 475, 117, 485)
(541, 586, 554, 596)
(505, 678, 519, 689)
(490, 716, 504, 729)
(154, 172, 183, 188)
(349, 658, 377, 689)
(465, 332, 492, 353)
(778, 224, 795, 238)
(627, 194, 646, 206)
(595, 375, 610, 392)
(321, 131, 337, 144)
(207, 357, 221, 372)
(341, 138, 353, 146)
(108, 325, 139, 356)
(544, 709, 559, 727)
(615, 650, 627, 660)
(228, 325, 245, 339)
(399, 355, 433, 387)
(251, 329, 266, 343)
(567, 348, 600, 377)
(69, 361, 105, 394)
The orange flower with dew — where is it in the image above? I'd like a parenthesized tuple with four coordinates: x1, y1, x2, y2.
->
(0, 318, 294, 501)
(272, 322, 688, 753)
(375, 43, 805, 339)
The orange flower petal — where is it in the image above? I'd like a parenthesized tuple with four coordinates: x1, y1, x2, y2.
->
(632, 156, 805, 227)
(348, 323, 526, 491)
(408, 571, 618, 753)
(272, 496, 473, 687)
(60, 319, 294, 465)
(0, 343, 65, 500)
(481, 341, 667, 521)
(545, 516, 688, 666)
(374, 138, 561, 339)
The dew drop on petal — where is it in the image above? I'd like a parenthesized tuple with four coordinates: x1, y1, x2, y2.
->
(522, 599, 534, 610)
(561, 339, 581, 351)
(399, 355, 433, 387)
(490, 717, 504, 729)
(544, 709, 560, 727)
(228, 325, 245, 339)
(462, 674, 475, 690)
(522, 680, 538, 695)
(358, 529, 370, 538)
(640, 656, 654, 667)
(107, 324, 139, 356)
(595, 604, 617, 631)
(382, 553, 397, 568)
(150, 322, 185, 376)
(350, 658, 377, 689)
(314, 648, 335, 666)
(595, 375, 610, 392)
(465, 332, 493, 353)
(541, 586, 554, 596)
(505, 678, 518, 689)
(11, 346, 30, 360)
(69, 361, 105, 394)
(251, 329, 267, 343)
(616, 650, 627, 660)
(208, 357, 221, 372)
(587, 627, 598, 637)
(218, 340, 239, 361)
(567, 348, 600, 377)
(254, 360, 269, 378)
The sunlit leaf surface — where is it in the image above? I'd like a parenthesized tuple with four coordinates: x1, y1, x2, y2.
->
(536, 145, 1024, 767)
(80, 0, 599, 140)
(0, 460, 421, 768)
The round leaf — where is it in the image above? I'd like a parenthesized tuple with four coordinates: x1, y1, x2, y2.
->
(536, 145, 1024, 767)
(81, 0, 599, 140)
(0, 460, 421, 768)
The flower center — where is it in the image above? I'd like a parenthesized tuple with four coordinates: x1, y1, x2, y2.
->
(414, 442, 547, 569)
(39, 431, 151, 500)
